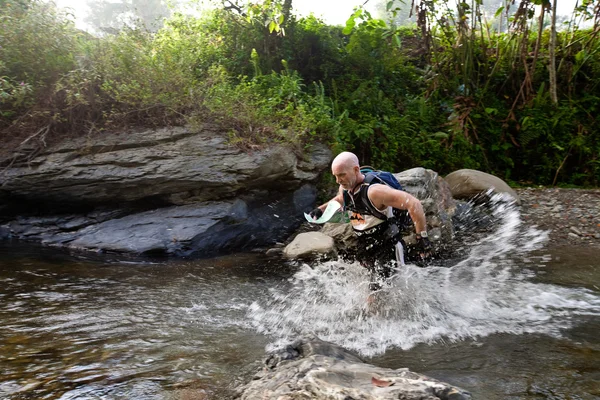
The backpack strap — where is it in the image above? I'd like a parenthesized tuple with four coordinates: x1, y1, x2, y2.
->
(358, 183, 388, 220)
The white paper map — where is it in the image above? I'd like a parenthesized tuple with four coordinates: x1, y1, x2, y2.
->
(304, 200, 343, 224)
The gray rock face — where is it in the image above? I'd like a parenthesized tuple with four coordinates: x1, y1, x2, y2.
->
(396, 167, 456, 246)
(236, 336, 472, 400)
(445, 169, 520, 205)
(0, 126, 330, 256)
(0, 126, 330, 205)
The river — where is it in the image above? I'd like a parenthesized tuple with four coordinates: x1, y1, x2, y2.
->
(1, 202, 599, 399)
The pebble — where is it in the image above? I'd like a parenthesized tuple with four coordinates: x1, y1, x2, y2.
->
(568, 233, 580, 239)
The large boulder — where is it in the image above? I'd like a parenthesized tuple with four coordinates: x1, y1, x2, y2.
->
(445, 169, 520, 205)
(0, 126, 331, 256)
(395, 167, 456, 246)
(0, 125, 330, 206)
(236, 336, 472, 400)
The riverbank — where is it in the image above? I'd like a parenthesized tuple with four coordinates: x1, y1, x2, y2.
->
(516, 187, 600, 248)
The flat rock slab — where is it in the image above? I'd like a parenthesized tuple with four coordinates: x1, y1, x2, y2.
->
(7, 185, 317, 256)
(0, 125, 331, 205)
(236, 336, 472, 400)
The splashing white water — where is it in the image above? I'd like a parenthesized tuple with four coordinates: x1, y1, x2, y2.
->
(248, 195, 600, 356)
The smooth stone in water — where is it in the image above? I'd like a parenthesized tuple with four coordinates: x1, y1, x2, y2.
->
(283, 232, 335, 259)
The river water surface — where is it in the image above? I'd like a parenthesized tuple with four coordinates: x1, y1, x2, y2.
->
(1, 203, 599, 399)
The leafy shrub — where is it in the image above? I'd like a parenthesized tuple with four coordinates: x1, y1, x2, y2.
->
(0, 0, 80, 125)
(194, 62, 343, 148)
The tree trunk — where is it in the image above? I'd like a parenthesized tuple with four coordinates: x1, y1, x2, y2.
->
(529, 3, 546, 99)
(282, 0, 293, 25)
(549, 0, 558, 104)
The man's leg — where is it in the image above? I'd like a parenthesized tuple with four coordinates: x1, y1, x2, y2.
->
(366, 239, 398, 291)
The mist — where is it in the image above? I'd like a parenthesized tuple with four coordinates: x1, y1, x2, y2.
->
(51, 0, 586, 34)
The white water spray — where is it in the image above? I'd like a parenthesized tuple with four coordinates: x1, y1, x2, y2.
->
(248, 195, 600, 356)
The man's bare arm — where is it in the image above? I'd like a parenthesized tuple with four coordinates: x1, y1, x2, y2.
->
(369, 185, 427, 234)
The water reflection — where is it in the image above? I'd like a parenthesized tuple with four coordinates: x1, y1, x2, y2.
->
(0, 246, 282, 399)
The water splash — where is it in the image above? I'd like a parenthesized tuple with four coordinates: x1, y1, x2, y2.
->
(248, 195, 600, 357)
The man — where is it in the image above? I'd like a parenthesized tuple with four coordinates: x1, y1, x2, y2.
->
(308, 152, 431, 291)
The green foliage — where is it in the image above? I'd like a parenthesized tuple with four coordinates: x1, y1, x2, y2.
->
(195, 63, 343, 147)
(0, 0, 80, 123)
(1, 0, 599, 186)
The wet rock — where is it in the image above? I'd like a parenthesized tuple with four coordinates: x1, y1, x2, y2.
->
(265, 247, 284, 257)
(445, 169, 520, 205)
(396, 167, 456, 247)
(283, 232, 335, 259)
(0, 226, 10, 240)
(8, 185, 317, 256)
(236, 336, 472, 400)
(0, 124, 330, 256)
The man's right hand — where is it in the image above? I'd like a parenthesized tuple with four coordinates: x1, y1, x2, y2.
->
(415, 236, 432, 260)
(308, 208, 323, 220)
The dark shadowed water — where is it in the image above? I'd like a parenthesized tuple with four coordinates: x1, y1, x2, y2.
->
(1, 202, 599, 399)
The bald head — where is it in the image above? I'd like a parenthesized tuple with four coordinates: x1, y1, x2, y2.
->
(332, 152, 359, 170)
(331, 152, 362, 190)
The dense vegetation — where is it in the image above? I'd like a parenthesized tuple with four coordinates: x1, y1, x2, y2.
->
(1, 0, 598, 186)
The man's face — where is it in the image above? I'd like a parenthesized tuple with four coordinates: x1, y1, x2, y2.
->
(332, 163, 357, 190)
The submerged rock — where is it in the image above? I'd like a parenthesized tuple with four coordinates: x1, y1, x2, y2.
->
(236, 336, 472, 400)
